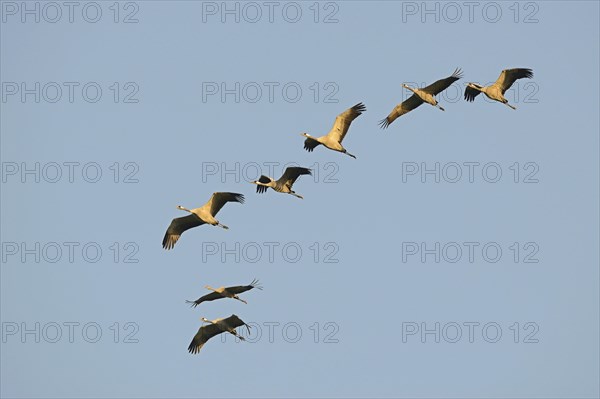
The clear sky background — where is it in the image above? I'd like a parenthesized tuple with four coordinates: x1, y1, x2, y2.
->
(1, 1, 599, 398)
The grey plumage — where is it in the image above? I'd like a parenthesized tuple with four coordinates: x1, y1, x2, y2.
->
(162, 192, 244, 250)
(380, 68, 463, 128)
(188, 314, 250, 354)
(464, 68, 533, 109)
(252, 167, 312, 199)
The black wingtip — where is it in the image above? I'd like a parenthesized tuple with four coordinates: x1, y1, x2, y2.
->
(524, 68, 534, 79)
(452, 67, 464, 79)
(295, 167, 312, 176)
(233, 193, 245, 204)
(303, 138, 319, 152)
(185, 300, 199, 308)
(353, 102, 367, 114)
(250, 278, 263, 290)
(188, 344, 199, 354)
(162, 235, 174, 250)
(378, 118, 390, 129)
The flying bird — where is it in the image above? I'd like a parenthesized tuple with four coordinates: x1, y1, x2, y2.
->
(186, 279, 263, 307)
(188, 314, 250, 354)
(302, 102, 365, 159)
(464, 68, 533, 109)
(162, 192, 244, 250)
(251, 167, 312, 199)
(379, 68, 463, 128)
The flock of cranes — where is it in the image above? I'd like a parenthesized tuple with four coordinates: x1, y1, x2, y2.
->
(186, 281, 262, 354)
(162, 67, 534, 353)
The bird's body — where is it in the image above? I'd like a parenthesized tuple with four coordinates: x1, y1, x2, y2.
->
(252, 167, 312, 199)
(186, 279, 263, 307)
(379, 68, 463, 128)
(464, 68, 533, 109)
(302, 102, 365, 159)
(188, 314, 250, 354)
(162, 192, 244, 250)
(405, 85, 439, 108)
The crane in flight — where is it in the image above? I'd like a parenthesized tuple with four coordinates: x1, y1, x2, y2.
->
(302, 102, 366, 159)
(464, 68, 533, 109)
(186, 279, 263, 307)
(162, 192, 244, 250)
(251, 167, 312, 199)
(188, 315, 250, 354)
(379, 68, 463, 128)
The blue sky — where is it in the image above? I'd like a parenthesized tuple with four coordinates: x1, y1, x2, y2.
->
(1, 1, 599, 397)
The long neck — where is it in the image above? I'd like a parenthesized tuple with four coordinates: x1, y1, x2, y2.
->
(179, 206, 192, 213)
(402, 84, 415, 93)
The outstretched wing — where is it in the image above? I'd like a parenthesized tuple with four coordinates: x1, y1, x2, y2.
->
(422, 68, 463, 95)
(256, 176, 272, 194)
(464, 85, 482, 102)
(205, 192, 245, 216)
(185, 291, 224, 308)
(495, 68, 533, 93)
(188, 323, 223, 354)
(303, 137, 320, 152)
(326, 102, 366, 143)
(224, 314, 250, 334)
(226, 278, 263, 295)
(378, 94, 423, 129)
(162, 214, 204, 250)
(278, 167, 312, 188)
